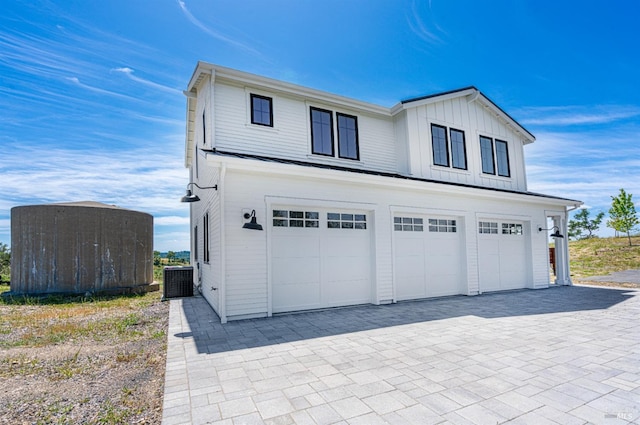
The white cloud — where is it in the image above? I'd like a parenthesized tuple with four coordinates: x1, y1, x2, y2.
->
(406, 0, 446, 47)
(112, 67, 182, 95)
(526, 126, 640, 215)
(155, 216, 190, 226)
(176, 0, 264, 58)
(517, 105, 640, 126)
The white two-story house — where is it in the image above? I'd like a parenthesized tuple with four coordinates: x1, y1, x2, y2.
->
(183, 61, 581, 323)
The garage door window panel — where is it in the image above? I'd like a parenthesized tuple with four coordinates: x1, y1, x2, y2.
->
(479, 221, 498, 234)
(394, 217, 423, 231)
(273, 210, 319, 228)
(428, 219, 457, 233)
(502, 223, 523, 235)
(328, 212, 366, 230)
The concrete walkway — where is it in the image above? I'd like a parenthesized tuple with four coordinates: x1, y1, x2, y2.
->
(162, 286, 640, 425)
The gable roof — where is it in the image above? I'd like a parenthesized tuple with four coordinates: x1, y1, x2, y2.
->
(184, 62, 537, 166)
(395, 86, 535, 143)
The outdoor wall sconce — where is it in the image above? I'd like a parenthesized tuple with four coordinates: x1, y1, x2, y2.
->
(538, 225, 564, 238)
(180, 183, 218, 203)
(242, 210, 263, 231)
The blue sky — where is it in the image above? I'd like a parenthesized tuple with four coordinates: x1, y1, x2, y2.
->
(1, 0, 638, 251)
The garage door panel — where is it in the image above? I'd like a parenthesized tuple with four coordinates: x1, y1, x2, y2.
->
(273, 281, 321, 312)
(478, 220, 528, 292)
(272, 207, 371, 313)
(394, 215, 463, 301)
(272, 235, 320, 258)
(325, 278, 370, 305)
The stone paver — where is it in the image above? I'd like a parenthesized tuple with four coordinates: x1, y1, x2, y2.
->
(162, 285, 640, 424)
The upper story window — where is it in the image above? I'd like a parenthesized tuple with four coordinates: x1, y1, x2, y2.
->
(310, 107, 359, 160)
(431, 124, 467, 170)
(310, 107, 334, 156)
(480, 136, 510, 177)
(337, 113, 359, 160)
(251, 94, 273, 127)
(202, 111, 206, 145)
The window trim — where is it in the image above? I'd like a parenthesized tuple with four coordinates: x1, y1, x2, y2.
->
(250, 93, 273, 127)
(336, 112, 360, 160)
(310, 107, 335, 157)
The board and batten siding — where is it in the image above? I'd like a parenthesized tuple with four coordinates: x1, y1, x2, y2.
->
(187, 164, 222, 314)
(400, 96, 529, 192)
(213, 161, 557, 320)
(212, 81, 398, 173)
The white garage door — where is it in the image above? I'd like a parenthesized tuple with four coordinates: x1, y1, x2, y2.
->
(271, 208, 371, 313)
(394, 216, 464, 301)
(478, 221, 528, 292)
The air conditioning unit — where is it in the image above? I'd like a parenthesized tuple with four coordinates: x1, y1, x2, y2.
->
(163, 266, 194, 299)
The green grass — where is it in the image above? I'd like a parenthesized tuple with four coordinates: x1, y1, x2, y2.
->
(0, 291, 161, 349)
(569, 235, 640, 278)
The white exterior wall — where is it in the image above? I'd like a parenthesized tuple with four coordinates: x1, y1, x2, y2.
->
(212, 159, 560, 321)
(212, 81, 398, 173)
(400, 97, 528, 191)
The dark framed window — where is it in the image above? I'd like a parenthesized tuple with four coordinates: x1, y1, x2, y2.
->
(431, 124, 449, 167)
(495, 140, 510, 177)
(250, 94, 273, 127)
(202, 111, 206, 144)
(310, 107, 334, 156)
(203, 213, 210, 263)
(337, 113, 359, 160)
(450, 128, 467, 170)
(194, 225, 198, 260)
(480, 136, 495, 175)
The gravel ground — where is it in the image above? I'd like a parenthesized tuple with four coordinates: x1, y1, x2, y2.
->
(0, 294, 169, 424)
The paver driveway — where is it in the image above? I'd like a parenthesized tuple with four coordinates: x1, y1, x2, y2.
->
(162, 285, 640, 425)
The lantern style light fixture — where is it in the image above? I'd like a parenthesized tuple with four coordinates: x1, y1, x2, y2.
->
(180, 183, 217, 203)
(538, 225, 564, 238)
(242, 210, 263, 231)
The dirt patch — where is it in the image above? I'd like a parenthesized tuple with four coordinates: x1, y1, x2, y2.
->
(0, 294, 169, 424)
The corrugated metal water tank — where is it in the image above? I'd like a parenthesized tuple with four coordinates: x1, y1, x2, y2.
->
(10, 201, 154, 295)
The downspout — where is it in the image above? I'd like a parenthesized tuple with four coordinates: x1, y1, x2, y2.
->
(219, 162, 227, 323)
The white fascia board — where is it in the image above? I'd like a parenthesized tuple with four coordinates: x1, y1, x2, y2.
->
(195, 62, 391, 117)
(390, 88, 477, 114)
(203, 153, 578, 207)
